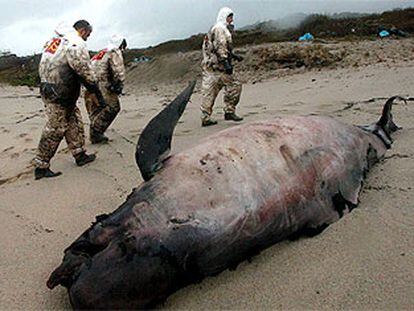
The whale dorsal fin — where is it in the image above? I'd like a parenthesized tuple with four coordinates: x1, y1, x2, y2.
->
(136, 81, 196, 181)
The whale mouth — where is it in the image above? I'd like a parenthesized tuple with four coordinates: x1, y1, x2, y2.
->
(47, 211, 124, 290)
(47, 251, 88, 289)
(47, 240, 107, 289)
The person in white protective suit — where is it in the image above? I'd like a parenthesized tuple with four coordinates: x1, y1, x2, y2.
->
(200, 7, 244, 127)
(34, 20, 105, 179)
(84, 34, 127, 144)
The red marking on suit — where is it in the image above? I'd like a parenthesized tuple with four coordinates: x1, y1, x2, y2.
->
(91, 49, 108, 61)
(45, 38, 61, 54)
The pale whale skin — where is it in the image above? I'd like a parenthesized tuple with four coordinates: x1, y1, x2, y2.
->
(47, 89, 399, 309)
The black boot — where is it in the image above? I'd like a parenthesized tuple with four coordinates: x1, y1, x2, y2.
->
(224, 112, 243, 121)
(75, 152, 96, 166)
(34, 168, 62, 180)
(90, 130, 109, 144)
(202, 118, 218, 127)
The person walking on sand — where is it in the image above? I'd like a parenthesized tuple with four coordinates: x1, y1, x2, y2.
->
(34, 20, 107, 180)
(84, 34, 127, 144)
(200, 7, 244, 127)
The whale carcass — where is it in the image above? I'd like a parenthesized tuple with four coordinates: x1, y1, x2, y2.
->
(47, 82, 402, 309)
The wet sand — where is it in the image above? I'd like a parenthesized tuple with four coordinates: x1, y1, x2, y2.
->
(0, 56, 413, 309)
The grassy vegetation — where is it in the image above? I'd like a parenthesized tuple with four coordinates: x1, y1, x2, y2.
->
(0, 69, 39, 87)
(1, 7, 413, 87)
(291, 8, 414, 39)
(252, 44, 344, 70)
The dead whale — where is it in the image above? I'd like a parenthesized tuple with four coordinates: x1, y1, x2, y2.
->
(47, 82, 403, 309)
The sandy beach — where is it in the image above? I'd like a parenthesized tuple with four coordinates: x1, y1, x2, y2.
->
(1, 38, 413, 309)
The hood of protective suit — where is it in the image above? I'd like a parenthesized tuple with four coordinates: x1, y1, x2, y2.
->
(106, 34, 125, 51)
(64, 30, 87, 49)
(216, 7, 234, 26)
(54, 21, 72, 37)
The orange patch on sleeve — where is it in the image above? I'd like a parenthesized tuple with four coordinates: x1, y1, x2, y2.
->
(45, 38, 62, 54)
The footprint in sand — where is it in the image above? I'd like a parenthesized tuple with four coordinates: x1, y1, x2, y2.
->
(246, 103, 264, 108)
(176, 129, 192, 136)
(289, 101, 307, 107)
(129, 130, 142, 136)
(18, 133, 29, 138)
(23, 147, 37, 152)
(2, 146, 14, 153)
(126, 112, 145, 119)
(24, 138, 33, 142)
(10, 152, 20, 159)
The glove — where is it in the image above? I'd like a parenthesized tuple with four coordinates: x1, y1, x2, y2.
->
(223, 59, 233, 75)
(109, 81, 123, 95)
(78, 77, 107, 109)
(95, 89, 107, 109)
(227, 24, 235, 34)
(232, 53, 244, 62)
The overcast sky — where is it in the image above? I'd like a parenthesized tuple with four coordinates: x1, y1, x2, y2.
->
(1, 0, 413, 56)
